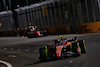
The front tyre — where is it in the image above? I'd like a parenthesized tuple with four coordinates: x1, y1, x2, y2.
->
(39, 47, 48, 61)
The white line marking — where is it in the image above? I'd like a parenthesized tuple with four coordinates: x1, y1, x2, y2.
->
(25, 49, 29, 51)
(69, 60, 73, 64)
(28, 47, 30, 49)
(34, 50, 38, 53)
(4, 48, 7, 50)
(64, 66, 67, 67)
(0, 60, 12, 67)
(8, 55, 17, 58)
(27, 60, 29, 62)
(11, 48, 14, 50)
(17, 49, 21, 50)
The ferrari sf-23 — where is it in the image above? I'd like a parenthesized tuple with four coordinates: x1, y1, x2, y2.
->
(38, 36, 86, 61)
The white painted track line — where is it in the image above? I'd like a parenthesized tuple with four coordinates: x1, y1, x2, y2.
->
(0, 60, 12, 67)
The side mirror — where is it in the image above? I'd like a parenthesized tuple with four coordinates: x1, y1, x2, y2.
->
(74, 37, 78, 40)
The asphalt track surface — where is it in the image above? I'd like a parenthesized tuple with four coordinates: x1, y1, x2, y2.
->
(0, 33, 100, 67)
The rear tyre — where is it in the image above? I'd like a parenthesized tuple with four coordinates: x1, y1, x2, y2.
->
(72, 42, 81, 56)
(28, 34, 35, 38)
(78, 40, 87, 53)
(28, 35, 32, 38)
(43, 33, 47, 36)
(43, 30, 47, 36)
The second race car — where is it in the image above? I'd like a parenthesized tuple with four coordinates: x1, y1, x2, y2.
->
(28, 26, 47, 38)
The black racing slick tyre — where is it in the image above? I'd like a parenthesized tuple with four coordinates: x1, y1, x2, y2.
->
(28, 35, 32, 38)
(39, 47, 48, 61)
(43, 30, 47, 36)
(72, 42, 81, 56)
(78, 40, 87, 53)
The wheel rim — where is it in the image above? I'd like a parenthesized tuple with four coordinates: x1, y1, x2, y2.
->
(84, 43, 87, 52)
(77, 46, 81, 55)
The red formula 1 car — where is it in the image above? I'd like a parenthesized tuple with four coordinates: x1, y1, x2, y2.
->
(27, 26, 47, 38)
(38, 36, 87, 61)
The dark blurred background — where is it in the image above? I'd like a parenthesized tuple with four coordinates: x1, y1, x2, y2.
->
(0, 0, 46, 11)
